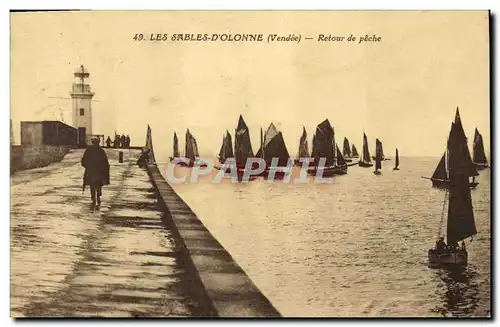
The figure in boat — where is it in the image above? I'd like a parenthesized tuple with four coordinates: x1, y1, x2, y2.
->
(422, 108, 478, 189)
(472, 127, 489, 170)
(428, 108, 478, 268)
(393, 148, 400, 170)
(308, 119, 347, 176)
(373, 138, 382, 175)
(358, 133, 373, 167)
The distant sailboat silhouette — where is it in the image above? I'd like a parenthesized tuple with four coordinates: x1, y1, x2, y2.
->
(393, 148, 400, 170)
(169, 131, 181, 163)
(343, 138, 353, 163)
(216, 130, 234, 171)
(472, 128, 488, 170)
(335, 144, 348, 175)
(351, 144, 359, 159)
(256, 122, 291, 178)
(359, 133, 373, 167)
(308, 119, 347, 176)
(182, 129, 207, 167)
(373, 139, 382, 175)
(295, 126, 309, 166)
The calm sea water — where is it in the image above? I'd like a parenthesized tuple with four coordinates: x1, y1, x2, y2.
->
(158, 154, 491, 317)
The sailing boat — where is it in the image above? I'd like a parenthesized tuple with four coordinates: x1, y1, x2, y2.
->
(184, 129, 207, 167)
(428, 110, 478, 267)
(358, 133, 373, 167)
(308, 119, 347, 176)
(351, 144, 359, 159)
(372, 138, 388, 161)
(472, 128, 488, 170)
(234, 115, 256, 174)
(422, 108, 478, 189)
(256, 122, 291, 178)
(216, 130, 234, 171)
(343, 138, 353, 163)
(393, 148, 400, 170)
(295, 126, 310, 166)
(373, 139, 382, 175)
(169, 131, 182, 163)
(335, 144, 348, 175)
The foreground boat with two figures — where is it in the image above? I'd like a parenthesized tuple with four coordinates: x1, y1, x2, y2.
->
(428, 108, 479, 268)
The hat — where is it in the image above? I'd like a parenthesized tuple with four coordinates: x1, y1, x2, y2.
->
(91, 137, 100, 144)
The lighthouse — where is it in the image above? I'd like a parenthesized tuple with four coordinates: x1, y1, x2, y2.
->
(70, 65, 95, 147)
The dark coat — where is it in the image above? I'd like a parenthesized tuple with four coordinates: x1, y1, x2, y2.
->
(82, 145, 110, 186)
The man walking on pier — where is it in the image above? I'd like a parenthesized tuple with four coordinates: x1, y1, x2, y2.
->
(81, 137, 110, 206)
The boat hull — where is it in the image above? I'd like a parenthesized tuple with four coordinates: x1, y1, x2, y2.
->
(428, 248, 468, 268)
(358, 161, 373, 168)
(307, 165, 347, 176)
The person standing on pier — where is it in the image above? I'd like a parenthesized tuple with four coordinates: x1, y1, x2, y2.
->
(105, 136, 112, 148)
(81, 137, 110, 206)
(126, 135, 131, 148)
(114, 134, 121, 148)
(120, 134, 126, 148)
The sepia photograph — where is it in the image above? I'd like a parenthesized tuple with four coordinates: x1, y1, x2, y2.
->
(9, 10, 491, 318)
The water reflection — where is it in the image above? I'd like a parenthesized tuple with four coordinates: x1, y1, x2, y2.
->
(432, 266, 480, 317)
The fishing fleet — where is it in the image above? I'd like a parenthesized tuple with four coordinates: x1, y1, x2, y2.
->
(163, 106, 488, 269)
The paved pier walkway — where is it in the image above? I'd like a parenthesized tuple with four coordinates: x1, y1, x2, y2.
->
(10, 149, 209, 317)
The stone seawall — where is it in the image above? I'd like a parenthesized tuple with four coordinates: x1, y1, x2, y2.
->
(145, 163, 281, 317)
(11, 145, 72, 174)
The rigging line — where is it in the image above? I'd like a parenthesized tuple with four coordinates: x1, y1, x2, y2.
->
(437, 189, 448, 240)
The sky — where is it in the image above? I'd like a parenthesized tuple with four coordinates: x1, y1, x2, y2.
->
(10, 11, 490, 161)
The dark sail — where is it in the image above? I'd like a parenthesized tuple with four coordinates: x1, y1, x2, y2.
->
(234, 115, 254, 167)
(375, 139, 382, 170)
(352, 144, 359, 157)
(260, 127, 264, 148)
(218, 135, 225, 162)
(173, 132, 180, 158)
(336, 144, 346, 166)
(343, 138, 351, 158)
(362, 133, 371, 163)
(257, 123, 290, 167)
(431, 153, 447, 180)
(473, 128, 487, 165)
(395, 148, 400, 169)
(298, 126, 309, 158)
(446, 111, 478, 243)
(311, 119, 335, 167)
(185, 129, 196, 162)
(224, 130, 234, 159)
(447, 108, 478, 178)
(192, 137, 199, 157)
(311, 134, 318, 158)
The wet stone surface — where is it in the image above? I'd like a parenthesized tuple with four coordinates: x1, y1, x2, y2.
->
(11, 149, 204, 317)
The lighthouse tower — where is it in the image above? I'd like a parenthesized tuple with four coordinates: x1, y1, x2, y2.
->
(70, 65, 95, 147)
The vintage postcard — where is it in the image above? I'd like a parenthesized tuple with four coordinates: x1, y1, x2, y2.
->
(10, 10, 491, 318)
